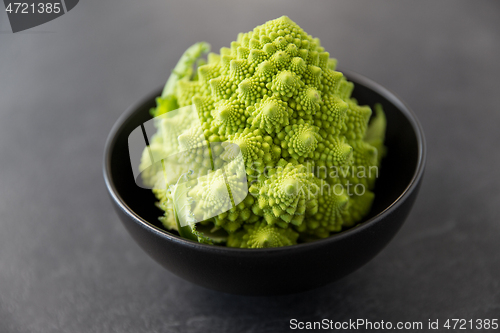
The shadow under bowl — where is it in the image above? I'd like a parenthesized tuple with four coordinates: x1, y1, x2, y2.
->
(103, 70, 426, 295)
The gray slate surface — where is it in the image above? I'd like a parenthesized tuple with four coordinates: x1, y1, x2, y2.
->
(1, 1, 499, 332)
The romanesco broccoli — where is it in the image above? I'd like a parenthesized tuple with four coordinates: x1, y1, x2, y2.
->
(140, 16, 386, 248)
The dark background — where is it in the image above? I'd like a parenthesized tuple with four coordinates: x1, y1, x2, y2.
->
(1, 1, 499, 332)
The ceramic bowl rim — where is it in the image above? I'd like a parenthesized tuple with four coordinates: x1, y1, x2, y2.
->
(103, 69, 426, 255)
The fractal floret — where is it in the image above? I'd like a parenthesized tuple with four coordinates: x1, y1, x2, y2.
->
(140, 16, 386, 248)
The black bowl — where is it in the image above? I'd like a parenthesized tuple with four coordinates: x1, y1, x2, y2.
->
(103, 70, 426, 295)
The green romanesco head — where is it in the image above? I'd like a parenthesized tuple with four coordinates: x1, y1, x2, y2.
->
(142, 16, 387, 248)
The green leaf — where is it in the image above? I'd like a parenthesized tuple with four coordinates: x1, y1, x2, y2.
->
(162, 42, 211, 98)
